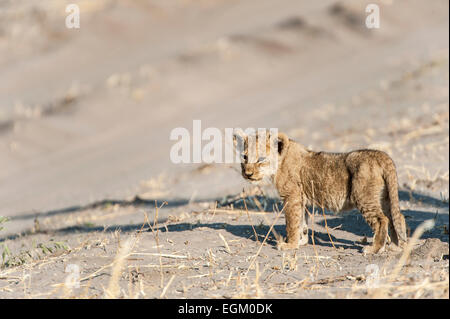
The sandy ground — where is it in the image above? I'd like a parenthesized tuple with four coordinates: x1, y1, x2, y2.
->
(0, 0, 448, 298)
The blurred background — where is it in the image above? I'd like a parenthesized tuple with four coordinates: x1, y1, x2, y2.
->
(0, 0, 448, 235)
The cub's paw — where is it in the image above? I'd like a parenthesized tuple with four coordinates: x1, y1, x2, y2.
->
(386, 243, 403, 253)
(277, 241, 298, 251)
(386, 239, 407, 252)
(362, 246, 375, 255)
(363, 245, 385, 255)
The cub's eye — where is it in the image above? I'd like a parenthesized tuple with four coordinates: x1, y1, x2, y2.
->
(241, 154, 248, 162)
(257, 157, 267, 163)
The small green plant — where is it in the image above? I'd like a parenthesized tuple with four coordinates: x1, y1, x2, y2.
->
(1, 240, 69, 268)
(1, 243, 11, 266)
(0, 216, 8, 232)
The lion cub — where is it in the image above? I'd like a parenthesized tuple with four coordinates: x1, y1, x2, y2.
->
(233, 130, 407, 254)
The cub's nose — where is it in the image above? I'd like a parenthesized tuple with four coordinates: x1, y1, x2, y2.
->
(244, 170, 254, 178)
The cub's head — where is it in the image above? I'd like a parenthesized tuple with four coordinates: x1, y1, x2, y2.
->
(233, 129, 289, 183)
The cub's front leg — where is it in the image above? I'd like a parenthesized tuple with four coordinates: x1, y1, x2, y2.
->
(277, 196, 308, 250)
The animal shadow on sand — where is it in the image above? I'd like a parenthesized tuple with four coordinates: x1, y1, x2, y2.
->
(3, 191, 446, 249)
(157, 222, 360, 250)
(318, 190, 449, 244)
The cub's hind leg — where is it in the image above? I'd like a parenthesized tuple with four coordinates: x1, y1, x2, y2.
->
(352, 175, 389, 254)
(381, 195, 398, 246)
(359, 203, 389, 254)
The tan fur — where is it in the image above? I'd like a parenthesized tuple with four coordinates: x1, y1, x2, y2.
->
(233, 130, 407, 254)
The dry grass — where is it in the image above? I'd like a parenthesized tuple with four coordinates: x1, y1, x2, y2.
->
(104, 237, 134, 298)
(0, 185, 447, 299)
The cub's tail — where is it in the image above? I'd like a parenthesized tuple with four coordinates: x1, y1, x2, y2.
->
(383, 157, 407, 244)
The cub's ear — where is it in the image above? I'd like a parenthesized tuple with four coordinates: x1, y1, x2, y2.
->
(233, 129, 246, 151)
(273, 132, 289, 156)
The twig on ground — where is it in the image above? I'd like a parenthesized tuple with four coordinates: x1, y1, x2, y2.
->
(130, 252, 187, 259)
(244, 203, 286, 277)
(159, 275, 176, 298)
(243, 194, 260, 243)
(206, 208, 269, 215)
(218, 233, 232, 254)
(321, 205, 336, 249)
